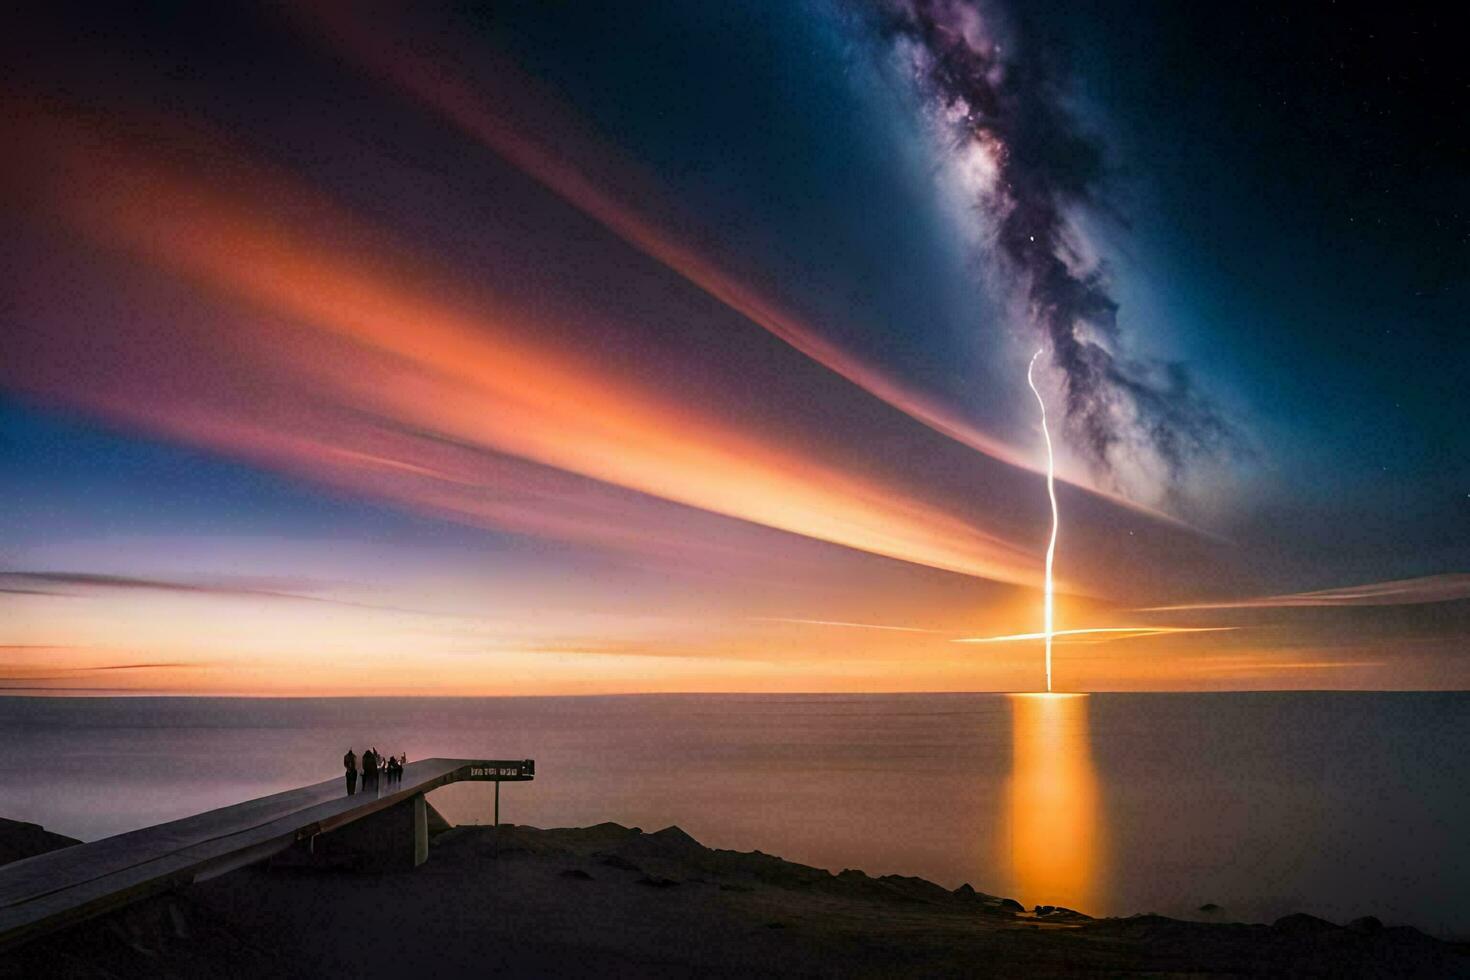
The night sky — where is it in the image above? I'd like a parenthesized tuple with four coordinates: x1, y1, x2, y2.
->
(2, 1, 1466, 693)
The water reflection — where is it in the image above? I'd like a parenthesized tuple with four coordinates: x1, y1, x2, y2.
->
(1005, 693, 1103, 913)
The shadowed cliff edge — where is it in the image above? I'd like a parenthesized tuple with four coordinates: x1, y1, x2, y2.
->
(1, 816, 1464, 978)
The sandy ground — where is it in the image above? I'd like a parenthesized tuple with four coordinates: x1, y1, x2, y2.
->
(4, 820, 1466, 978)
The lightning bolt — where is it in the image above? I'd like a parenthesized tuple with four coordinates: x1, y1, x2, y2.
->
(1027, 349, 1059, 692)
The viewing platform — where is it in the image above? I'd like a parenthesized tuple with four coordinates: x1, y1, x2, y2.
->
(0, 758, 534, 951)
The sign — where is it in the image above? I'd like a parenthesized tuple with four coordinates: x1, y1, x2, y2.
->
(461, 759, 535, 781)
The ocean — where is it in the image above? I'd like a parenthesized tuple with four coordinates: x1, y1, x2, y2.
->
(1, 692, 1465, 936)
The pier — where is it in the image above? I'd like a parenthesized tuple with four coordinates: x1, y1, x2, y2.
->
(0, 758, 534, 950)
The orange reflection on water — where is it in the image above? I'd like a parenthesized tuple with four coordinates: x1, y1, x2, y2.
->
(1004, 692, 1104, 913)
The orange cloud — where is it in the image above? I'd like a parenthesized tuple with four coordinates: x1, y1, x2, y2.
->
(299, 7, 1191, 531)
(8, 104, 1046, 587)
(955, 626, 1237, 644)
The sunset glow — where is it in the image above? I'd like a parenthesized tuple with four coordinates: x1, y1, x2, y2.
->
(1, 4, 1463, 698)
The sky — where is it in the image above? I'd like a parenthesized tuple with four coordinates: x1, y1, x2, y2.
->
(2, 1, 1466, 694)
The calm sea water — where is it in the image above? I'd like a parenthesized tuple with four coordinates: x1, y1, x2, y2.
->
(0, 693, 1465, 936)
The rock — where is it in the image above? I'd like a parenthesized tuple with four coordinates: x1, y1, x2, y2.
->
(1346, 915, 1383, 934)
(876, 874, 955, 904)
(998, 898, 1024, 912)
(0, 817, 81, 866)
(559, 868, 594, 880)
(600, 854, 641, 872)
(648, 825, 702, 850)
(636, 875, 679, 888)
(1271, 913, 1339, 934)
(1197, 903, 1221, 913)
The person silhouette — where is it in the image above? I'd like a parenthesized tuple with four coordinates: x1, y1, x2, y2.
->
(343, 748, 358, 795)
(362, 747, 378, 792)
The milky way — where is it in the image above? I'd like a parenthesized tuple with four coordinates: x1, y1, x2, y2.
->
(877, 0, 1235, 504)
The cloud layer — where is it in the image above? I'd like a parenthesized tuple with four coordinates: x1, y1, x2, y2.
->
(1142, 573, 1470, 611)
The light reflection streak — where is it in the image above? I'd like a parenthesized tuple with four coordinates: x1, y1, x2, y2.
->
(1004, 692, 1102, 913)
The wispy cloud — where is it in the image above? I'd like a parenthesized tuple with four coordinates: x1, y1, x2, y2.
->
(1140, 573, 1470, 611)
(751, 617, 948, 634)
(1197, 660, 1385, 672)
(295, 5, 1197, 532)
(955, 626, 1235, 644)
(4, 103, 1053, 588)
(0, 571, 413, 613)
(84, 662, 196, 671)
(0, 661, 205, 688)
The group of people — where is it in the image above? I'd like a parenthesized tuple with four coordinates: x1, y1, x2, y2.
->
(342, 747, 406, 795)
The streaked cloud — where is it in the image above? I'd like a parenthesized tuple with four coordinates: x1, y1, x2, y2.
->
(955, 626, 1236, 645)
(4, 104, 1058, 589)
(0, 571, 414, 614)
(298, 6, 1197, 531)
(1197, 660, 1385, 672)
(1141, 573, 1470, 611)
(750, 617, 948, 634)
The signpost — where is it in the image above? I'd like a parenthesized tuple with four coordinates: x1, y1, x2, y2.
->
(453, 760, 535, 854)
(462, 761, 535, 781)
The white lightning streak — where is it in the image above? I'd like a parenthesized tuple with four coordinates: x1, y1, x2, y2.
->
(1027, 349, 1059, 692)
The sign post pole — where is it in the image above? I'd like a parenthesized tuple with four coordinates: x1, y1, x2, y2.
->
(461, 760, 533, 858)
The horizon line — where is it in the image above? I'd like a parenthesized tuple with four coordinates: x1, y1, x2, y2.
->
(1, 688, 1464, 700)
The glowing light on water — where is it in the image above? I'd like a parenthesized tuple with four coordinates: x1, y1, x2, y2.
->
(1005, 691, 1101, 912)
(1026, 349, 1059, 692)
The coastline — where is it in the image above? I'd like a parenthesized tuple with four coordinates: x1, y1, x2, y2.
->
(2, 817, 1464, 978)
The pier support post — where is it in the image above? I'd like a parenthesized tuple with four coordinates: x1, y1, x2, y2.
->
(493, 780, 501, 856)
(412, 793, 428, 868)
(290, 794, 430, 872)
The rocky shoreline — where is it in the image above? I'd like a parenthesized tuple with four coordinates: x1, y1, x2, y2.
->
(2, 817, 1465, 977)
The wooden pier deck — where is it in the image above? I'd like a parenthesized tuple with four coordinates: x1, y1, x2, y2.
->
(0, 757, 533, 950)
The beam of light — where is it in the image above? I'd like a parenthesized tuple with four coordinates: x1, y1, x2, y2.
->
(1004, 691, 1102, 913)
(1027, 350, 1059, 691)
(955, 626, 1237, 644)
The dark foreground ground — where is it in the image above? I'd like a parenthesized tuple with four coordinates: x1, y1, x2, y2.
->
(2, 818, 1466, 978)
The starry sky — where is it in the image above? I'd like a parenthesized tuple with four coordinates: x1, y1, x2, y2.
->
(2, 1, 1466, 694)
